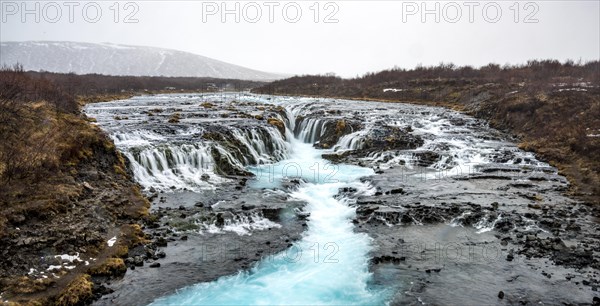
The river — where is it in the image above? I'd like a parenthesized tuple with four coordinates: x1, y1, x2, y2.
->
(85, 93, 598, 305)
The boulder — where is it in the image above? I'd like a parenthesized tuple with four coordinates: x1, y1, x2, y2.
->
(267, 118, 286, 136)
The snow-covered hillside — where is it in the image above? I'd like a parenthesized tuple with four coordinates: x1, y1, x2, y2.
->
(0, 41, 283, 81)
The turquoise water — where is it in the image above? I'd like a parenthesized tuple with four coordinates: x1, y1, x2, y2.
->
(248, 139, 373, 189)
(149, 138, 390, 305)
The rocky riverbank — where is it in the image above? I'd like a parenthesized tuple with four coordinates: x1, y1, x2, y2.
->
(0, 70, 151, 305)
(94, 180, 308, 305)
(0, 113, 150, 305)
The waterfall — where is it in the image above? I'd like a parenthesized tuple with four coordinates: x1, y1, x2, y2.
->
(294, 117, 328, 144)
(200, 211, 282, 236)
(123, 143, 221, 191)
(111, 125, 291, 191)
(333, 130, 367, 151)
(229, 127, 291, 165)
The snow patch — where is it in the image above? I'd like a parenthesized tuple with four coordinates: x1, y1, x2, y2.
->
(557, 88, 587, 92)
(107, 236, 117, 247)
(47, 265, 63, 271)
(55, 253, 81, 262)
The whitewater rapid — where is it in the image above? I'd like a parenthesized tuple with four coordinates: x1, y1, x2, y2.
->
(149, 137, 389, 305)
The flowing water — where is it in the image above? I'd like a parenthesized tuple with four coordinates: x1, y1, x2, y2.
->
(85, 93, 597, 306)
(86, 94, 393, 304)
(150, 139, 389, 305)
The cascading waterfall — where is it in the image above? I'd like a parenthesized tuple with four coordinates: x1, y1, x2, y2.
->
(333, 129, 367, 151)
(149, 106, 390, 305)
(113, 130, 166, 147)
(124, 143, 220, 190)
(113, 124, 290, 191)
(294, 117, 328, 144)
(289, 102, 333, 145)
(230, 127, 290, 165)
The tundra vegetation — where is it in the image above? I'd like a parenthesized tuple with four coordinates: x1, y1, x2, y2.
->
(0, 65, 179, 304)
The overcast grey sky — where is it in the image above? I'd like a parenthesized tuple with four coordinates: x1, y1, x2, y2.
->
(1, 1, 599, 77)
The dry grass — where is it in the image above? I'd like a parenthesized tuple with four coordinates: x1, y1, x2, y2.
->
(0, 68, 150, 304)
(486, 91, 600, 201)
(88, 258, 127, 277)
(168, 112, 182, 123)
(5, 276, 55, 295)
(335, 120, 346, 136)
(54, 274, 93, 306)
(77, 93, 134, 106)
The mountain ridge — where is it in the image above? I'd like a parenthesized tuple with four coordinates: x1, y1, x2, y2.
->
(0, 41, 284, 81)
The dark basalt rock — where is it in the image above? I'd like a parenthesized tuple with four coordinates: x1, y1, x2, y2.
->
(361, 125, 424, 151)
(321, 151, 352, 164)
(322, 125, 424, 164)
(210, 147, 254, 177)
(241, 204, 256, 211)
(414, 151, 441, 167)
(133, 256, 144, 267)
(488, 149, 517, 163)
(215, 212, 234, 227)
(370, 255, 406, 264)
(261, 208, 281, 221)
(385, 188, 405, 195)
(149, 262, 161, 268)
(281, 178, 306, 190)
(313, 119, 363, 149)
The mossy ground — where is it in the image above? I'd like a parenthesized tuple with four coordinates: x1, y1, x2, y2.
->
(0, 95, 149, 305)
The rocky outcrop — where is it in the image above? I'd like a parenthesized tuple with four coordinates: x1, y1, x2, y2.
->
(210, 147, 253, 177)
(322, 125, 424, 163)
(361, 125, 423, 151)
(267, 118, 286, 137)
(414, 151, 441, 167)
(314, 119, 363, 149)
